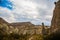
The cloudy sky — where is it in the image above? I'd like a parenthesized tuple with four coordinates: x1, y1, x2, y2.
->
(0, 0, 58, 26)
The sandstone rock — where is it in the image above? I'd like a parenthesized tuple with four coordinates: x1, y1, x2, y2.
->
(0, 17, 49, 35)
(51, 0, 60, 33)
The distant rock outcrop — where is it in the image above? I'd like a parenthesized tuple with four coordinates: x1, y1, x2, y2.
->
(10, 22, 34, 28)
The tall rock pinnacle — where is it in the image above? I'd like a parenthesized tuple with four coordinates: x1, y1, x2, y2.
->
(51, 0, 60, 33)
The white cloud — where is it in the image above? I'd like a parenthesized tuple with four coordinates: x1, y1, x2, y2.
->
(0, 0, 57, 26)
(11, 0, 40, 19)
(0, 7, 16, 23)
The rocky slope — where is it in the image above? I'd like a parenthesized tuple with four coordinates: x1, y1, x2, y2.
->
(0, 17, 49, 35)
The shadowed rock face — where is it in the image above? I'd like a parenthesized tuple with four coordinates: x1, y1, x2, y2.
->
(44, 32, 60, 40)
(51, 0, 60, 33)
(0, 18, 8, 24)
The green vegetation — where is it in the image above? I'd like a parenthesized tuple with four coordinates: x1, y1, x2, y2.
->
(28, 34, 43, 40)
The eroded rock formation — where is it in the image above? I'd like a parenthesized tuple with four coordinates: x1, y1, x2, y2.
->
(51, 0, 60, 33)
(0, 17, 49, 35)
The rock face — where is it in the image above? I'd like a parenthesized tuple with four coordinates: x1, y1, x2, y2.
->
(0, 17, 49, 35)
(0, 18, 8, 24)
(51, 0, 60, 33)
(10, 22, 34, 28)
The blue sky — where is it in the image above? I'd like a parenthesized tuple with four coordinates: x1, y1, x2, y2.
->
(0, 0, 13, 9)
(0, 0, 58, 26)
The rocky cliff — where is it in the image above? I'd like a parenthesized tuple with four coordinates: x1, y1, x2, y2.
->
(51, 0, 60, 33)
